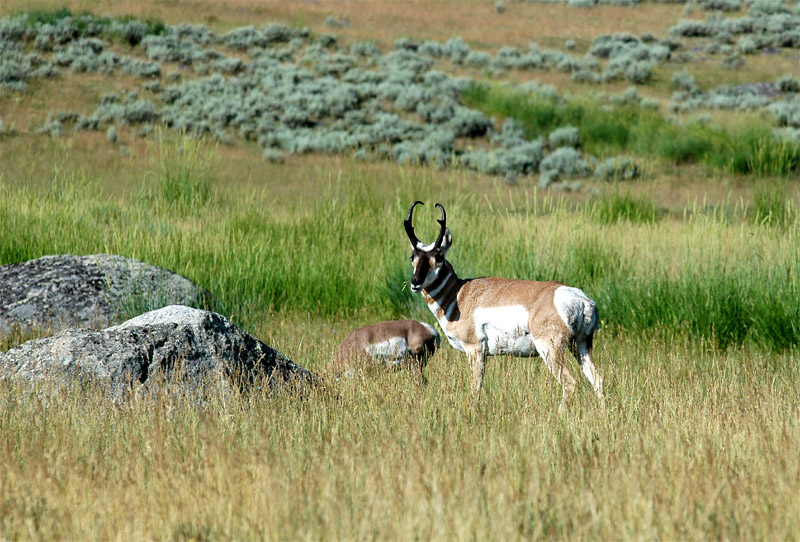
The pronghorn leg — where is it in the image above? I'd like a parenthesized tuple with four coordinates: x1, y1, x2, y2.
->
(417, 357, 428, 387)
(573, 339, 604, 407)
(467, 344, 487, 397)
(535, 338, 576, 412)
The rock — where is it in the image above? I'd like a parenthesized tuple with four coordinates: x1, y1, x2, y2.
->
(0, 254, 210, 337)
(0, 305, 313, 398)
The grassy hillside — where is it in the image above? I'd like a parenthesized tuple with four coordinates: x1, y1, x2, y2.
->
(1, 1, 799, 540)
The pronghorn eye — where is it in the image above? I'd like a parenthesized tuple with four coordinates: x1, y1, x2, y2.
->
(434, 254, 444, 264)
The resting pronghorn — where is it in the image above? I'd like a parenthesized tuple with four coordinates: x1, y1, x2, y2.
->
(404, 201, 604, 408)
(331, 320, 440, 381)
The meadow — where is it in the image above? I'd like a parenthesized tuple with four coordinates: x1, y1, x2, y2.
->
(1, 1, 800, 540)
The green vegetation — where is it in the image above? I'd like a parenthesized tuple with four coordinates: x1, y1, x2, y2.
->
(14, 6, 165, 39)
(752, 178, 796, 227)
(1, 133, 798, 351)
(462, 83, 800, 176)
(462, 82, 647, 154)
(592, 192, 660, 224)
(142, 129, 215, 213)
(745, 136, 800, 177)
(15, 6, 74, 26)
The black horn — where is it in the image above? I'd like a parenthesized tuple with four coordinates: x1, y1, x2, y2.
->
(434, 203, 447, 248)
(405, 200, 425, 247)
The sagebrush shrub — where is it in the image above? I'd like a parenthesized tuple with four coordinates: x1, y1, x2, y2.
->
(702, 0, 741, 11)
(721, 54, 745, 69)
(594, 156, 640, 180)
(540, 146, 592, 178)
(777, 75, 800, 93)
(548, 125, 580, 148)
(748, 0, 791, 16)
(672, 70, 698, 92)
(670, 19, 714, 37)
(770, 98, 800, 128)
(737, 36, 758, 54)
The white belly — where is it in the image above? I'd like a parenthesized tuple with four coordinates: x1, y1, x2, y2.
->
(474, 305, 536, 357)
(365, 336, 409, 364)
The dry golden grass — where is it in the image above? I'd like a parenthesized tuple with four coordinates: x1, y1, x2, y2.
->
(659, 48, 800, 93)
(1, 332, 798, 540)
(2, 0, 686, 49)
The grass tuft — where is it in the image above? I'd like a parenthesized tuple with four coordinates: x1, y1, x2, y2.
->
(747, 137, 800, 177)
(592, 192, 660, 224)
(752, 179, 796, 227)
(141, 129, 215, 214)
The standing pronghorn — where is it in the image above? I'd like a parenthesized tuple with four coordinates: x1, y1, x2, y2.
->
(332, 320, 440, 382)
(404, 201, 604, 408)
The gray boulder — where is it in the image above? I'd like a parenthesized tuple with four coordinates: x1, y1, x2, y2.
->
(0, 254, 210, 336)
(0, 305, 312, 398)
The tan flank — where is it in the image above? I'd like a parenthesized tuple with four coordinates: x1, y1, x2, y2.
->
(331, 320, 440, 380)
(404, 201, 604, 410)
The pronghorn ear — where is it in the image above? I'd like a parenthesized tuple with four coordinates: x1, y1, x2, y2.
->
(439, 228, 452, 253)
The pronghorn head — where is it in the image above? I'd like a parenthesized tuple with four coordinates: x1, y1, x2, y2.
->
(404, 201, 452, 293)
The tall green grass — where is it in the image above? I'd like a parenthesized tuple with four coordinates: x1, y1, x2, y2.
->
(141, 129, 215, 213)
(2, 135, 798, 351)
(591, 192, 660, 224)
(752, 179, 796, 227)
(462, 83, 800, 177)
(461, 82, 645, 155)
(746, 136, 800, 177)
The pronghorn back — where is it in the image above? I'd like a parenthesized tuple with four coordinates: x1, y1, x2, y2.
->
(427, 275, 598, 356)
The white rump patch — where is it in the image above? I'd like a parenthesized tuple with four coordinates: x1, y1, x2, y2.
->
(474, 305, 536, 356)
(365, 336, 410, 364)
(553, 286, 596, 337)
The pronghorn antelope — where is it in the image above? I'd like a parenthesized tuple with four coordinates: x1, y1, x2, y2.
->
(331, 320, 441, 381)
(404, 201, 604, 408)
